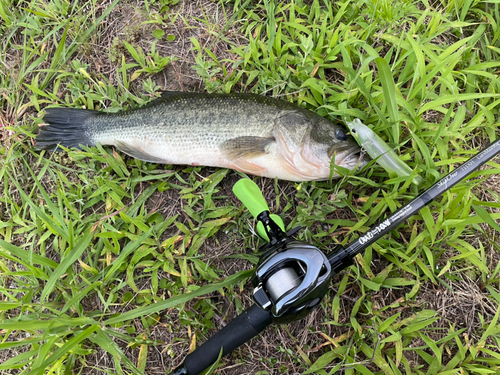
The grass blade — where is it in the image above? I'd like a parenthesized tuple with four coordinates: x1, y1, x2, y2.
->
(40, 227, 95, 302)
(0, 239, 57, 269)
(27, 325, 99, 375)
(105, 269, 253, 324)
(375, 57, 400, 143)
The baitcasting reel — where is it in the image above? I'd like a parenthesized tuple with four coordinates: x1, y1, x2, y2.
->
(234, 180, 332, 324)
(169, 137, 500, 375)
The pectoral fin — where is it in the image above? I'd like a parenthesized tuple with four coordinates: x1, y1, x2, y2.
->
(220, 136, 275, 159)
(115, 141, 167, 163)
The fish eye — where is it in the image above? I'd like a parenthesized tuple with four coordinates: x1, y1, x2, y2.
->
(335, 128, 347, 140)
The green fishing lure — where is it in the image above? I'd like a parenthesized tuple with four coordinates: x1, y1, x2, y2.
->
(346, 119, 423, 185)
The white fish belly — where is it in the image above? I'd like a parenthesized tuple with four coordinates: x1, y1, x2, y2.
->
(107, 125, 330, 181)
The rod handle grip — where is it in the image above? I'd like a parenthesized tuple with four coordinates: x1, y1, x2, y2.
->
(169, 304, 272, 375)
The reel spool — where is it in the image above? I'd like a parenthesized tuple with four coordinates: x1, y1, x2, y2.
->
(251, 231, 332, 324)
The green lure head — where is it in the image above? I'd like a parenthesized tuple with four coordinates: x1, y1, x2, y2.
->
(345, 118, 372, 146)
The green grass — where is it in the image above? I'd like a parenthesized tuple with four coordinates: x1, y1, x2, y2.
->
(1, 0, 500, 374)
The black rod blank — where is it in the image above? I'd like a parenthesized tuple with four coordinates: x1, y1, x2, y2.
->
(343, 138, 500, 259)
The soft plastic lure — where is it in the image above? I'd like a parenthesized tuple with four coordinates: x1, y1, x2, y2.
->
(346, 119, 423, 185)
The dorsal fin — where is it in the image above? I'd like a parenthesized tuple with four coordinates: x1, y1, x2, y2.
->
(139, 91, 200, 108)
(160, 90, 191, 98)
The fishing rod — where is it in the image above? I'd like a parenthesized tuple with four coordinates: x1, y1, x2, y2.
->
(169, 137, 500, 375)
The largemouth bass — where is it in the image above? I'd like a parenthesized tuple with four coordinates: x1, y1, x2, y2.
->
(36, 92, 366, 181)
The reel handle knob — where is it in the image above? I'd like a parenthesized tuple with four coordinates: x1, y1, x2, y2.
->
(233, 179, 285, 241)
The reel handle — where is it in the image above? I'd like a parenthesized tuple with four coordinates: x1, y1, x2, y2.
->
(233, 179, 285, 241)
(170, 178, 330, 375)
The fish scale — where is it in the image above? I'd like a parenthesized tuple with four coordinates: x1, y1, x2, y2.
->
(36, 92, 367, 181)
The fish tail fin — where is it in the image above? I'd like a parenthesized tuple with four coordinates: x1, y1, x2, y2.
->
(36, 107, 100, 151)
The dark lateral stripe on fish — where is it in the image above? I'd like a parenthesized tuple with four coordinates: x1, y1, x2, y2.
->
(36, 107, 98, 151)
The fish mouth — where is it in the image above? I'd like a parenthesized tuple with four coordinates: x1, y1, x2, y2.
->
(334, 146, 371, 169)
